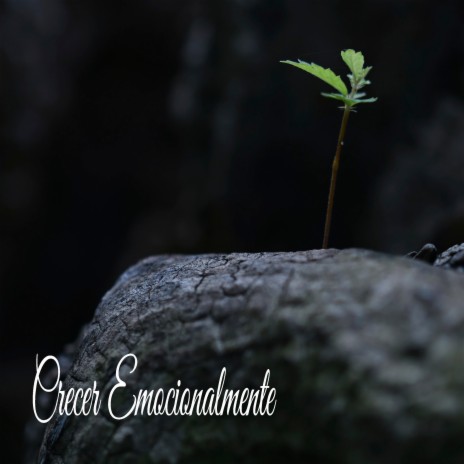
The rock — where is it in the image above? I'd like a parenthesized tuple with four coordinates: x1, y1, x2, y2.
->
(434, 243, 464, 271)
(31, 249, 464, 464)
(407, 243, 438, 263)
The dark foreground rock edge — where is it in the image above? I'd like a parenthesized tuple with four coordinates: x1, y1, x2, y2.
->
(29, 249, 464, 464)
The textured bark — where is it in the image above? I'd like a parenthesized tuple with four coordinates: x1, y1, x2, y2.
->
(30, 249, 464, 464)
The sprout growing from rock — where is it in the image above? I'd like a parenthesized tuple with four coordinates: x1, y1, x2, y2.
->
(281, 49, 377, 248)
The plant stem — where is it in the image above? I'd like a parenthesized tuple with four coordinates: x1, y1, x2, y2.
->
(322, 105, 351, 249)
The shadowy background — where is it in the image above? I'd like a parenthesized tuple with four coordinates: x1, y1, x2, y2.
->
(0, 0, 463, 461)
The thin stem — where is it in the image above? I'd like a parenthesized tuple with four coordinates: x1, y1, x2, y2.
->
(322, 105, 351, 249)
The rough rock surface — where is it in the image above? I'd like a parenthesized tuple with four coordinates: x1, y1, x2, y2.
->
(434, 243, 464, 271)
(32, 249, 464, 464)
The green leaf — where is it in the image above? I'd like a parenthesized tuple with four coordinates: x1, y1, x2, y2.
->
(321, 93, 378, 107)
(321, 92, 350, 103)
(321, 92, 358, 107)
(341, 49, 366, 81)
(281, 59, 348, 96)
(361, 66, 372, 79)
(353, 97, 378, 104)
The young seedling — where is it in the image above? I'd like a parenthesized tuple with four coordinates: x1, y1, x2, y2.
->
(281, 49, 377, 249)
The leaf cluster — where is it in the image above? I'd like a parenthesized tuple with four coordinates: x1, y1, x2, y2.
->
(281, 49, 377, 108)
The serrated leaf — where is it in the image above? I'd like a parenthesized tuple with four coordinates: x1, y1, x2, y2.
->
(341, 49, 365, 81)
(281, 59, 348, 96)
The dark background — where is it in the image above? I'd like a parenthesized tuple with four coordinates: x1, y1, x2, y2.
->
(1, 0, 463, 461)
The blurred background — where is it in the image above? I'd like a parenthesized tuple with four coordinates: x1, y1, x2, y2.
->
(0, 0, 463, 461)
